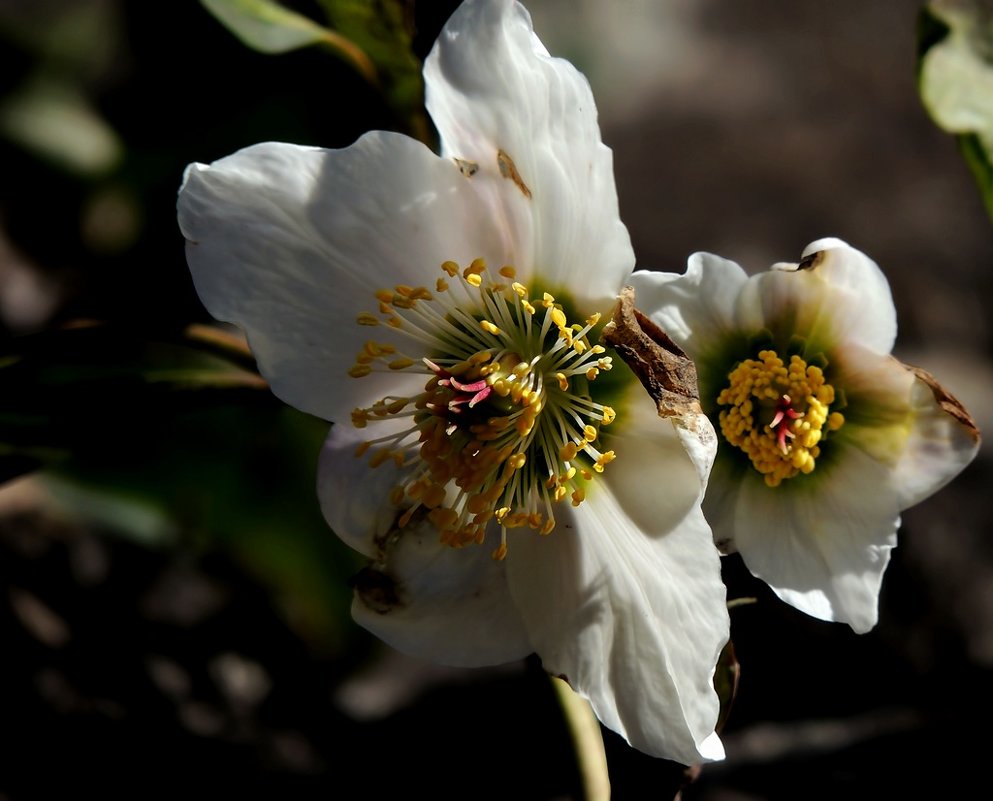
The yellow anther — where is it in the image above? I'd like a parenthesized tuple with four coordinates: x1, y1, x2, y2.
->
(718, 350, 845, 486)
(375, 289, 394, 304)
(583, 425, 598, 443)
(597, 357, 613, 371)
(499, 266, 516, 279)
(512, 282, 528, 297)
(571, 488, 585, 506)
(556, 372, 569, 391)
(601, 406, 616, 425)
(492, 542, 508, 561)
(594, 451, 616, 473)
(423, 483, 447, 509)
(540, 519, 555, 535)
(356, 312, 379, 326)
(441, 260, 459, 276)
(590, 345, 606, 355)
(522, 300, 536, 315)
(553, 485, 568, 502)
(508, 453, 527, 470)
(466, 273, 483, 287)
(436, 278, 449, 292)
(348, 365, 372, 378)
(388, 357, 414, 370)
(368, 449, 392, 468)
(586, 312, 601, 326)
(542, 292, 555, 308)
(586, 367, 599, 381)
(353, 441, 372, 457)
(429, 507, 459, 530)
(389, 486, 405, 506)
(560, 442, 578, 461)
(481, 320, 502, 336)
(551, 308, 567, 328)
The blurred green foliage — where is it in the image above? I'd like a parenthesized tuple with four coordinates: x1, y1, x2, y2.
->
(0, 0, 458, 654)
(919, 0, 993, 220)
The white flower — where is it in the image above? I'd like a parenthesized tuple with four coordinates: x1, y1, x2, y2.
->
(632, 238, 980, 633)
(177, 0, 729, 764)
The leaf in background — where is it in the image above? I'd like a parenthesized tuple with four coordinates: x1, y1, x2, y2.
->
(0, 322, 270, 483)
(919, 0, 993, 220)
(318, 0, 428, 141)
(199, 0, 376, 83)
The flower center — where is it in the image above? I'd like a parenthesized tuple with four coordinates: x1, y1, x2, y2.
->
(716, 349, 844, 487)
(348, 259, 617, 559)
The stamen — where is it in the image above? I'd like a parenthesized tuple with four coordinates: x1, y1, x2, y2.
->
(346, 259, 620, 556)
(717, 350, 845, 487)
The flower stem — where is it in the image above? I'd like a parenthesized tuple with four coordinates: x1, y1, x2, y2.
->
(551, 675, 610, 801)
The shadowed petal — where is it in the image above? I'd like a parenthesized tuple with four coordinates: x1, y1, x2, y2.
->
(318, 423, 533, 667)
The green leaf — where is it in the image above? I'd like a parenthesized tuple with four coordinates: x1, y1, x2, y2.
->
(919, 1, 993, 219)
(318, 0, 428, 140)
(199, 0, 376, 82)
(0, 323, 271, 482)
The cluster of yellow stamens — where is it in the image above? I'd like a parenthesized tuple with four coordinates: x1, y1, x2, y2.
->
(717, 350, 845, 487)
(348, 258, 618, 559)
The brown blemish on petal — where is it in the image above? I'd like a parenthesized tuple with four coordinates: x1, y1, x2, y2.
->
(601, 287, 702, 420)
(797, 249, 824, 271)
(497, 149, 532, 198)
(910, 365, 981, 443)
(454, 158, 478, 177)
(352, 506, 430, 615)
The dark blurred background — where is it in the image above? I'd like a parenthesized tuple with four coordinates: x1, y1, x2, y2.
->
(0, 1, 990, 799)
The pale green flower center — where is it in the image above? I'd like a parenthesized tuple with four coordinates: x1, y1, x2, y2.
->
(348, 259, 617, 559)
(717, 349, 845, 487)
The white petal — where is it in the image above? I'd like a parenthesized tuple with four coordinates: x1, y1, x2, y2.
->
(629, 252, 747, 360)
(424, 0, 634, 309)
(893, 368, 980, 505)
(736, 238, 897, 355)
(178, 134, 512, 421)
(832, 345, 980, 509)
(505, 388, 728, 764)
(317, 422, 404, 558)
(731, 444, 900, 633)
(317, 424, 533, 667)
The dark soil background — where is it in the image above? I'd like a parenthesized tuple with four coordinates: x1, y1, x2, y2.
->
(1, 2, 990, 800)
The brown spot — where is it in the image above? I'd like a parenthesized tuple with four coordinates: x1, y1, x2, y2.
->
(350, 566, 401, 615)
(454, 158, 478, 177)
(497, 149, 532, 198)
(353, 506, 430, 615)
(601, 287, 702, 419)
(797, 250, 824, 271)
(910, 364, 981, 443)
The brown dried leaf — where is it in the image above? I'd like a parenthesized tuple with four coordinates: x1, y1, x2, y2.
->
(601, 287, 702, 419)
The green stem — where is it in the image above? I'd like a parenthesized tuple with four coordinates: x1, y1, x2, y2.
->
(551, 676, 610, 801)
